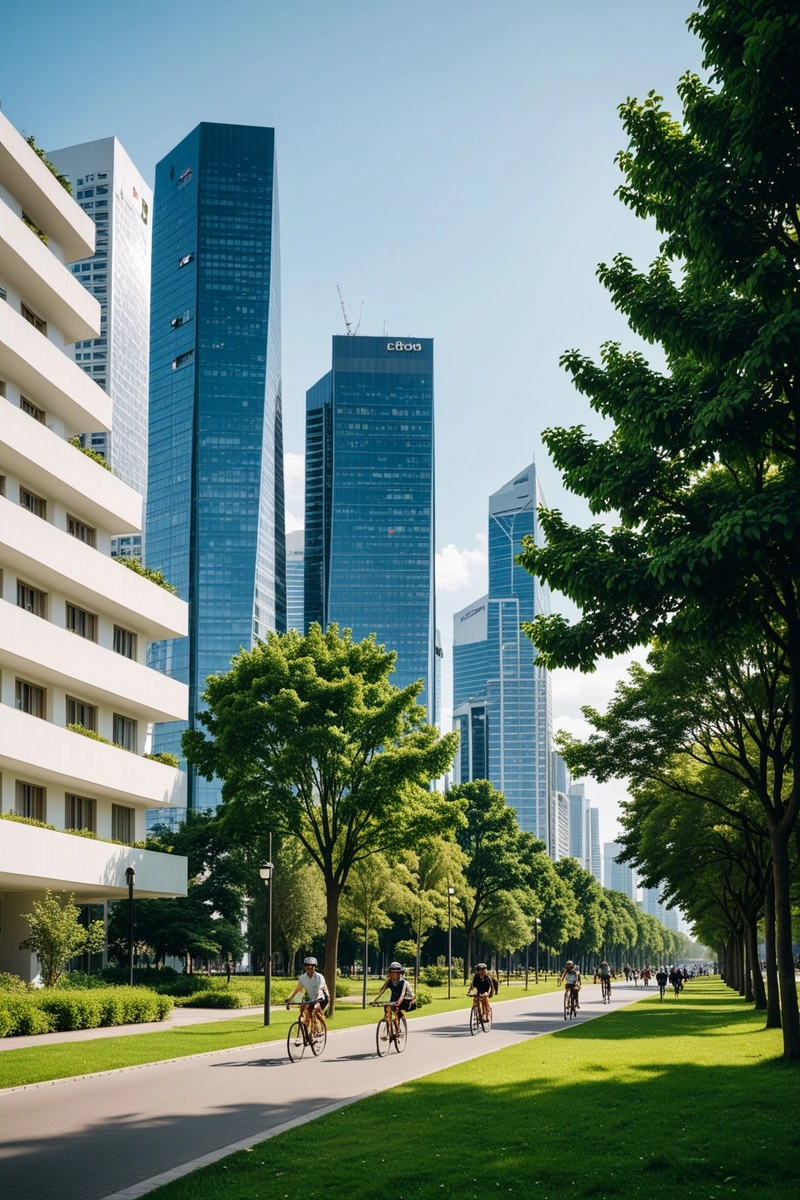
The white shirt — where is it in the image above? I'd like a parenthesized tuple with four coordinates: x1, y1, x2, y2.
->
(298, 970, 328, 1002)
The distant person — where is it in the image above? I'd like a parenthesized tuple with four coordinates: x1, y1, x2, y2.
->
(624, 964, 632, 982)
(641, 967, 651, 987)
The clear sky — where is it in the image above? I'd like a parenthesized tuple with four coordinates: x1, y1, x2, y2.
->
(1, 0, 704, 853)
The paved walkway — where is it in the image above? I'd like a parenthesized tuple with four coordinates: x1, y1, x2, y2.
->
(0, 1003, 266, 1052)
(0, 984, 646, 1200)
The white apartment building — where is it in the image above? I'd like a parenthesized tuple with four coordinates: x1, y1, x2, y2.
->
(0, 113, 188, 980)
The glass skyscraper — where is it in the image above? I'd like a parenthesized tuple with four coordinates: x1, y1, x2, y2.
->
(146, 123, 284, 813)
(48, 138, 151, 558)
(286, 530, 304, 632)
(453, 462, 554, 849)
(304, 336, 436, 718)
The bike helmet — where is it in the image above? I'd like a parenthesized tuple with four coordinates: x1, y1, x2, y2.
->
(303, 956, 318, 967)
(389, 962, 403, 972)
(566, 961, 575, 968)
(476, 963, 488, 970)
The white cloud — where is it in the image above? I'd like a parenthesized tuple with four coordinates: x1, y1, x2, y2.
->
(285, 508, 304, 534)
(435, 532, 488, 594)
(284, 452, 305, 503)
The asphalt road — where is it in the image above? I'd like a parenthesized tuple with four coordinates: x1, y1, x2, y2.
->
(0, 984, 645, 1200)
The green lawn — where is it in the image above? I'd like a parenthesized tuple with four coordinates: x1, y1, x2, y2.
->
(147, 978, 799, 1200)
(0, 979, 558, 1090)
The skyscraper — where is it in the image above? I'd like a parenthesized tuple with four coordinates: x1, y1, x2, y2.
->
(453, 463, 554, 849)
(568, 781, 591, 869)
(304, 336, 436, 714)
(286, 529, 304, 632)
(604, 841, 635, 898)
(47, 138, 151, 558)
(589, 807, 602, 883)
(146, 123, 283, 813)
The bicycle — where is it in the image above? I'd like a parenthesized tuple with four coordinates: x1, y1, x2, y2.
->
(286, 1001, 328, 1063)
(599, 977, 612, 1005)
(468, 990, 492, 1035)
(372, 1000, 408, 1056)
(563, 986, 579, 1020)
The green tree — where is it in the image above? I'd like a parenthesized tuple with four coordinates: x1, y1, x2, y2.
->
(264, 838, 326, 975)
(20, 890, 104, 986)
(448, 780, 537, 977)
(518, 2, 800, 1058)
(183, 625, 460, 1011)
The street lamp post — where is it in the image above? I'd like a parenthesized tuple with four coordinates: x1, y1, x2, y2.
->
(447, 887, 455, 1000)
(259, 837, 274, 1027)
(124, 866, 135, 987)
(535, 917, 541, 986)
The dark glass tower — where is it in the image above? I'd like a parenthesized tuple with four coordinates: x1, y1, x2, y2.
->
(305, 336, 436, 717)
(146, 123, 283, 813)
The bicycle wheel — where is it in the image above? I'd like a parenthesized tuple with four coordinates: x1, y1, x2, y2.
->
(563, 991, 571, 1020)
(309, 1013, 327, 1057)
(393, 1015, 407, 1053)
(470, 1005, 480, 1035)
(376, 1016, 391, 1057)
(287, 1020, 305, 1062)
(483, 1005, 492, 1032)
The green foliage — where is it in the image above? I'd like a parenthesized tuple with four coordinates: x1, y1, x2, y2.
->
(66, 722, 112, 744)
(19, 890, 105, 987)
(0, 972, 33, 993)
(0, 987, 172, 1037)
(115, 556, 177, 593)
(25, 135, 73, 194)
(144, 751, 180, 768)
(22, 212, 48, 245)
(178, 991, 245, 1009)
(0, 812, 54, 831)
(68, 436, 112, 470)
(414, 986, 433, 1007)
(419, 965, 447, 987)
(183, 624, 460, 1008)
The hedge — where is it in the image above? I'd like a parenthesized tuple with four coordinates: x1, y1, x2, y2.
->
(0, 987, 173, 1037)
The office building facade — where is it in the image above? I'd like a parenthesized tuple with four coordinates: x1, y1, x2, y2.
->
(0, 114, 188, 977)
(568, 781, 591, 870)
(304, 336, 436, 715)
(47, 138, 151, 559)
(146, 123, 284, 813)
(453, 463, 554, 848)
(589, 807, 602, 883)
(286, 529, 304, 632)
(604, 841, 635, 898)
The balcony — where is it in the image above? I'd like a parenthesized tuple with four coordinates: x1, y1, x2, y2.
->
(0, 399, 141, 534)
(0, 601, 188, 723)
(0, 704, 188, 810)
(0, 199, 100, 342)
(0, 112, 95, 262)
(0, 819, 188, 900)
(0, 300, 111, 433)
(0, 497, 188, 641)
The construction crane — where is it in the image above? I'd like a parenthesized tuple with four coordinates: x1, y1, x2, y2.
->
(337, 286, 363, 336)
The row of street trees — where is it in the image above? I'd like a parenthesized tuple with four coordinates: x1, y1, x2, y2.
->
(515, 1, 800, 1059)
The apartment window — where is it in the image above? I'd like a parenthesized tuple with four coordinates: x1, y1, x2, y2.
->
(65, 793, 96, 833)
(172, 350, 194, 371)
(171, 310, 192, 329)
(20, 488, 46, 520)
(113, 625, 137, 659)
(0, 285, 7, 301)
(178, 252, 194, 268)
(111, 804, 135, 844)
(16, 679, 46, 719)
(66, 696, 97, 732)
(16, 781, 45, 822)
(20, 396, 46, 424)
(112, 714, 137, 752)
(0, 379, 6, 396)
(67, 514, 96, 547)
(66, 603, 97, 641)
(21, 304, 46, 335)
(0, 475, 5, 496)
(17, 581, 47, 618)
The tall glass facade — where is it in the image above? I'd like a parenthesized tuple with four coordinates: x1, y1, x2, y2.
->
(453, 463, 555, 850)
(146, 123, 283, 813)
(48, 138, 151, 558)
(286, 529, 304, 632)
(304, 336, 436, 716)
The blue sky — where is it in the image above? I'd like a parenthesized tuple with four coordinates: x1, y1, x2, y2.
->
(2, 0, 704, 851)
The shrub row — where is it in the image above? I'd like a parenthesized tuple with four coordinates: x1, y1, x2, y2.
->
(0, 987, 173, 1037)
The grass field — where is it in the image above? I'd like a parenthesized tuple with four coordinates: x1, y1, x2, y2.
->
(146, 978, 800, 1200)
(0, 979, 559, 1090)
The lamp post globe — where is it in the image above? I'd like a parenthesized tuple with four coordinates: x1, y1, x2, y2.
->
(260, 841, 274, 1026)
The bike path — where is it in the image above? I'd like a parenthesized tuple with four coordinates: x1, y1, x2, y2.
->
(0, 985, 645, 1200)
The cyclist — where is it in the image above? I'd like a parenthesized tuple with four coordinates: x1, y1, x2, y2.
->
(641, 966, 652, 988)
(468, 962, 494, 1021)
(558, 960, 582, 1010)
(373, 962, 414, 1039)
(655, 966, 668, 998)
(285, 957, 330, 1025)
(594, 960, 612, 999)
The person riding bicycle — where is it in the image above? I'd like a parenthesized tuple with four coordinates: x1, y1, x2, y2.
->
(374, 962, 415, 1016)
(655, 966, 668, 993)
(594, 960, 612, 994)
(469, 962, 494, 1020)
(558, 961, 582, 1009)
(285, 957, 330, 1021)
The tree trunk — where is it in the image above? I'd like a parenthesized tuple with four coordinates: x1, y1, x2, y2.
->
(769, 827, 800, 1059)
(323, 882, 342, 1016)
(763, 878, 781, 1029)
(738, 934, 746, 997)
(464, 920, 474, 982)
(743, 927, 754, 1004)
(746, 915, 766, 1011)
